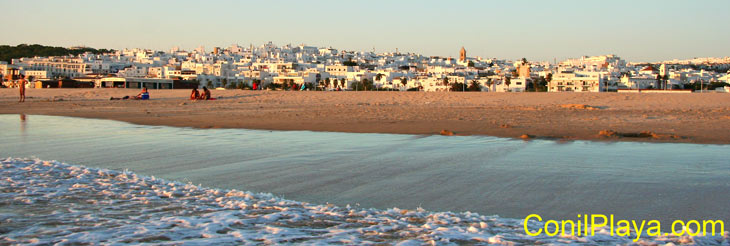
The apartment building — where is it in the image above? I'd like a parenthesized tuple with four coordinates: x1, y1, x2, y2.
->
(22, 57, 88, 78)
(548, 71, 606, 92)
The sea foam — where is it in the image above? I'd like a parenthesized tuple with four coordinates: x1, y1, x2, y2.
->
(0, 157, 726, 245)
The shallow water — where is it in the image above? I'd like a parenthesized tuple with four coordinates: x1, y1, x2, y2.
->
(1, 114, 728, 226)
(11, 158, 717, 245)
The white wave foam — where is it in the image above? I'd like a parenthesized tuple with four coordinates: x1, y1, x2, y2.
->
(0, 157, 727, 245)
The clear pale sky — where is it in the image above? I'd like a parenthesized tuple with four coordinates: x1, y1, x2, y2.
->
(2, 0, 729, 62)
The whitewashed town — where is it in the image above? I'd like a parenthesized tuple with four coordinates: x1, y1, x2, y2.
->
(2, 42, 730, 93)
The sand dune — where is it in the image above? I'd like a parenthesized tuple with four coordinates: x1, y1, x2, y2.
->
(1, 88, 729, 144)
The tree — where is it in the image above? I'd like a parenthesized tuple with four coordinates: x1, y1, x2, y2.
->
(324, 78, 331, 89)
(206, 80, 213, 88)
(0, 44, 115, 63)
(468, 80, 481, 91)
(221, 78, 228, 88)
(505, 77, 511, 88)
(442, 77, 449, 86)
(683, 80, 711, 91)
(352, 81, 361, 91)
(510, 69, 519, 78)
(486, 78, 494, 92)
(546, 73, 553, 82)
(450, 82, 466, 92)
(336, 78, 343, 90)
(352, 80, 363, 91)
(340, 78, 346, 89)
(375, 73, 384, 82)
(400, 77, 408, 90)
(352, 78, 373, 91)
(534, 77, 548, 92)
(467, 61, 475, 67)
(708, 82, 730, 90)
(343, 60, 358, 66)
(363, 78, 373, 90)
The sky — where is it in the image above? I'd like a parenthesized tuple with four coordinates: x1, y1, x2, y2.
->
(2, 0, 729, 62)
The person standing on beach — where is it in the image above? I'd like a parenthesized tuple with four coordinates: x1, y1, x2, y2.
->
(18, 75, 27, 102)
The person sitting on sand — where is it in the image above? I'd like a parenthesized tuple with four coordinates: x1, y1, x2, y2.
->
(110, 87, 149, 100)
(134, 87, 149, 100)
(199, 86, 211, 100)
(190, 88, 200, 100)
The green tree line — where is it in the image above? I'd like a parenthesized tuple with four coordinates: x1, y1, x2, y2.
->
(0, 44, 115, 63)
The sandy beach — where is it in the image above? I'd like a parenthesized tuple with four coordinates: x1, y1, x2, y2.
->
(1, 88, 728, 144)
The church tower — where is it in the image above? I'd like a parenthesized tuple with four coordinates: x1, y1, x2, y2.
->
(459, 47, 466, 62)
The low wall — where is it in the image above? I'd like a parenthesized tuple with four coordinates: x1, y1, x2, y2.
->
(617, 89, 693, 94)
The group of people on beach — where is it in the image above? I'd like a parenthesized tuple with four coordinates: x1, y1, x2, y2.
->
(110, 86, 212, 101)
(190, 87, 212, 100)
(110, 86, 215, 101)
(14, 78, 215, 102)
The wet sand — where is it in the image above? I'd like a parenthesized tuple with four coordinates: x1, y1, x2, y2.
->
(1, 88, 729, 144)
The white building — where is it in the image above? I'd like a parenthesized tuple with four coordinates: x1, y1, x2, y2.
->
(498, 77, 529, 92)
(559, 55, 626, 71)
(22, 70, 49, 80)
(21, 57, 88, 78)
(325, 65, 356, 77)
(548, 71, 607, 92)
(620, 75, 657, 89)
(419, 77, 450, 92)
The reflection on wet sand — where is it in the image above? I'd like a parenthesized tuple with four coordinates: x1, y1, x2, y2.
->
(19, 114, 27, 140)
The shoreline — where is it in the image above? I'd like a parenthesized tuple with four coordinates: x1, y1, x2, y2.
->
(11, 113, 729, 146)
(1, 88, 729, 144)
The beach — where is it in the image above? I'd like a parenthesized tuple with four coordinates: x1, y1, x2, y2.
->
(1, 88, 729, 144)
